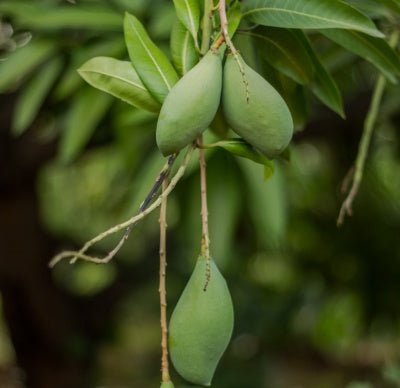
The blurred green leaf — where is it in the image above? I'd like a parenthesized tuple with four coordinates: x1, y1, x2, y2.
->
(54, 38, 125, 101)
(172, 0, 200, 50)
(12, 56, 63, 135)
(242, 27, 315, 85)
(0, 1, 122, 30)
(321, 29, 400, 83)
(78, 56, 161, 112)
(0, 39, 55, 92)
(59, 88, 113, 163)
(295, 31, 345, 118)
(227, 1, 242, 37)
(379, 0, 400, 13)
(124, 12, 179, 103)
(170, 19, 199, 76)
(242, 0, 384, 38)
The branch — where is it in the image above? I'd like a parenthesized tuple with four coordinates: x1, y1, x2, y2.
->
(49, 146, 195, 267)
(337, 30, 399, 226)
(198, 135, 211, 291)
(159, 179, 171, 383)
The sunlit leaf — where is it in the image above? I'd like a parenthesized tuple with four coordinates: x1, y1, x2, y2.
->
(173, 0, 200, 49)
(170, 19, 199, 76)
(242, 0, 384, 38)
(78, 57, 161, 112)
(124, 12, 179, 103)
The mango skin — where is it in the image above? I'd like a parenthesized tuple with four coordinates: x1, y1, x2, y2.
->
(160, 382, 175, 388)
(156, 50, 222, 156)
(222, 54, 293, 159)
(168, 256, 234, 386)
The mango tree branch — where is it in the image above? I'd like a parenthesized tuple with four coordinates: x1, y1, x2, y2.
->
(49, 145, 195, 267)
(337, 30, 399, 226)
(159, 178, 171, 383)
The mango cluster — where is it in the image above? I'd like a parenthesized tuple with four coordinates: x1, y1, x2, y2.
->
(156, 50, 294, 159)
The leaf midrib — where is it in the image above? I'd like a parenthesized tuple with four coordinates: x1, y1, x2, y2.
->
(80, 69, 147, 91)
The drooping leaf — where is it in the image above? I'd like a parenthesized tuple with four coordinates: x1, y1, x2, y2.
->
(54, 38, 125, 101)
(242, 0, 384, 38)
(240, 27, 315, 85)
(124, 12, 179, 103)
(227, 1, 242, 37)
(294, 31, 345, 118)
(12, 56, 63, 135)
(204, 138, 275, 174)
(0, 1, 122, 30)
(172, 0, 200, 50)
(378, 0, 400, 13)
(78, 57, 161, 112)
(0, 39, 55, 92)
(346, 0, 388, 17)
(320, 29, 400, 83)
(170, 19, 199, 76)
(59, 88, 113, 163)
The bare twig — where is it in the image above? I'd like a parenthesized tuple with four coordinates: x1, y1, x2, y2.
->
(159, 178, 171, 383)
(198, 135, 211, 291)
(337, 30, 399, 226)
(49, 146, 195, 267)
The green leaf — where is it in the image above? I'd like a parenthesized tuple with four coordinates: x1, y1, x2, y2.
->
(242, 0, 384, 38)
(59, 88, 113, 163)
(0, 1, 122, 30)
(320, 29, 400, 83)
(170, 19, 199, 76)
(0, 39, 55, 92)
(12, 56, 63, 135)
(124, 12, 179, 103)
(294, 31, 345, 118)
(204, 138, 275, 172)
(378, 0, 400, 13)
(346, 0, 388, 17)
(78, 57, 161, 113)
(227, 1, 242, 37)
(54, 38, 125, 100)
(172, 0, 200, 49)
(240, 27, 315, 85)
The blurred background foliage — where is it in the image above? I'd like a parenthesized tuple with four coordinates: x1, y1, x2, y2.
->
(1, 0, 400, 387)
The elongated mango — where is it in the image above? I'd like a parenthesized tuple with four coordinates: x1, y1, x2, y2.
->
(169, 256, 234, 386)
(222, 54, 293, 159)
(156, 50, 222, 156)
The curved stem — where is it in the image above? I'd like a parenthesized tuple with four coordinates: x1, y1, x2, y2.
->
(159, 179, 170, 383)
(49, 146, 195, 267)
(337, 30, 399, 226)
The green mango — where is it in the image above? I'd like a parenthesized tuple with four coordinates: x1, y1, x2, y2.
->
(156, 50, 222, 156)
(222, 54, 293, 159)
(169, 256, 234, 386)
(160, 382, 175, 388)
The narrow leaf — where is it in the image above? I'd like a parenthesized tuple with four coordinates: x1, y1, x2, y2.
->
(12, 56, 63, 135)
(59, 88, 113, 163)
(170, 19, 199, 76)
(379, 0, 400, 13)
(228, 1, 242, 37)
(172, 0, 200, 49)
(205, 138, 275, 172)
(124, 12, 179, 103)
(295, 31, 345, 118)
(240, 27, 315, 84)
(242, 0, 384, 38)
(321, 29, 400, 83)
(78, 57, 160, 112)
(0, 39, 55, 92)
(0, 2, 122, 30)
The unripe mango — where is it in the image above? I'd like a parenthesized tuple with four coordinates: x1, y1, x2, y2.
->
(222, 54, 293, 159)
(169, 256, 234, 386)
(160, 382, 175, 388)
(156, 50, 222, 156)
